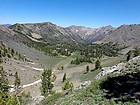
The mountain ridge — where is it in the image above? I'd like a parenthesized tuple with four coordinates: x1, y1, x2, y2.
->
(9, 22, 85, 44)
(98, 24, 140, 47)
(9, 22, 115, 43)
(67, 25, 115, 42)
(1, 22, 140, 48)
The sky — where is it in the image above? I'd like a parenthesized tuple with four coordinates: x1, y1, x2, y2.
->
(0, 0, 140, 28)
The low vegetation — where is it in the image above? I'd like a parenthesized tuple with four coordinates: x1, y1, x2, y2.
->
(40, 64, 140, 105)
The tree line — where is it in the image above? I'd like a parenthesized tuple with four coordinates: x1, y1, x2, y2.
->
(23, 40, 122, 58)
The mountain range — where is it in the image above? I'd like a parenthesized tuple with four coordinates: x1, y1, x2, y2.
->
(0, 22, 140, 48)
(98, 24, 140, 47)
(9, 22, 116, 44)
(66, 25, 115, 43)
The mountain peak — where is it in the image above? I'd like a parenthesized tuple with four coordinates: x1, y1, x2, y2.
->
(100, 24, 140, 47)
(66, 25, 115, 42)
(0, 24, 11, 28)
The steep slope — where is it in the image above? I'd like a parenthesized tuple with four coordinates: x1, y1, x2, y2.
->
(0, 25, 37, 57)
(66, 25, 95, 39)
(0, 25, 30, 42)
(100, 24, 140, 47)
(9, 22, 115, 44)
(66, 25, 115, 43)
(0, 25, 65, 95)
(9, 22, 84, 44)
(85, 25, 115, 42)
(0, 25, 68, 73)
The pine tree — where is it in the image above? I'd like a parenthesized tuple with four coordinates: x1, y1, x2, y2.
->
(126, 54, 131, 61)
(95, 59, 101, 70)
(62, 81, 74, 93)
(14, 72, 21, 89)
(41, 69, 56, 96)
(0, 66, 9, 104)
(0, 50, 2, 58)
(11, 49, 15, 57)
(62, 73, 66, 82)
(0, 66, 9, 92)
(86, 65, 89, 73)
(61, 66, 64, 70)
(126, 50, 132, 61)
(0, 57, 2, 64)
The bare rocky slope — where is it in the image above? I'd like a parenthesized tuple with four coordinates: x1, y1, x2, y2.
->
(9, 22, 84, 44)
(9, 22, 115, 44)
(99, 24, 140, 47)
(0, 25, 30, 48)
(67, 24, 140, 47)
(66, 25, 115, 43)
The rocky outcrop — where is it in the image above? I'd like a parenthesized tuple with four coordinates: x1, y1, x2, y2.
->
(95, 56, 140, 80)
(75, 80, 92, 90)
(95, 63, 126, 80)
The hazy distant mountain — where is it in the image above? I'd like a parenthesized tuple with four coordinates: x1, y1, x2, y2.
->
(0, 24, 11, 27)
(67, 24, 140, 48)
(66, 25, 115, 43)
(66, 25, 95, 39)
(84, 25, 115, 42)
(99, 24, 140, 47)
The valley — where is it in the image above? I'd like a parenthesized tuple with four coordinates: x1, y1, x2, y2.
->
(0, 22, 140, 105)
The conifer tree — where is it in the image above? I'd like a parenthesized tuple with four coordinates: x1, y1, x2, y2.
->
(95, 59, 101, 70)
(62, 81, 74, 92)
(62, 73, 67, 82)
(14, 72, 21, 89)
(126, 50, 132, 61)
(0, 66, 9, 105)
(0, 66, 9, 92)
(41, 69, 56, 96)
(86, 65, 89, 73)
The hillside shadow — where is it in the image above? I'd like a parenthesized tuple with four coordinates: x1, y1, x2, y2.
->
(100, 72, 140, 102)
